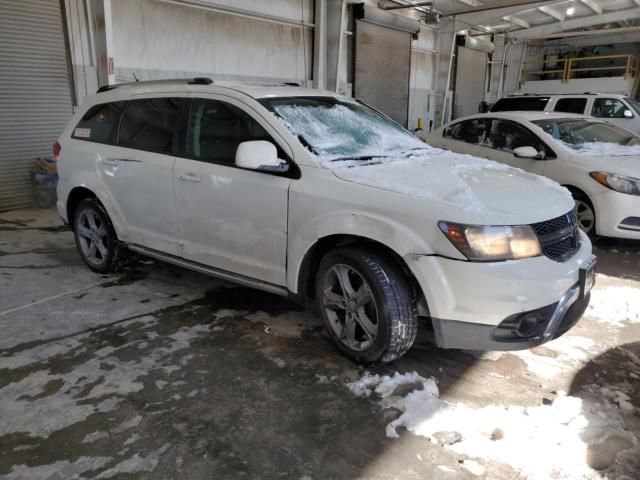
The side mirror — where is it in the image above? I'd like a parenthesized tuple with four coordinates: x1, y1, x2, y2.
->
(624, 109, 633, 119)
(513, 146, 539, 159)
(235, 141, 288, 173)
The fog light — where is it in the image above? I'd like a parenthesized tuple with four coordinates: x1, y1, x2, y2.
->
(516, 313, 541, 337)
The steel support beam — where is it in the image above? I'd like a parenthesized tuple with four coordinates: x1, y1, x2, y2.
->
(436, 0, 555, 17)
(510, 7, 640, 40)
(579, 0, 602, 15)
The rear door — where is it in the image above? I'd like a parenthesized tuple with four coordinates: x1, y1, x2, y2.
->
(98, 95, 185, 255)
(173, 95, 292, 285)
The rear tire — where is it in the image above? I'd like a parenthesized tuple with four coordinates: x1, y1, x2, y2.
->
(73, 199, 128, 274)
(315, 247, 417, 364)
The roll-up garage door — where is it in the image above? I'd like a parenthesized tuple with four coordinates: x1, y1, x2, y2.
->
(453, 46, 488, 119)
(354, 20, 412, 127)
(0, 0, 74, 211)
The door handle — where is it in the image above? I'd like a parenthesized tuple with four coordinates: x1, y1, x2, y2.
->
(178, 173, 201, 183)
(101, 158, 118, 167)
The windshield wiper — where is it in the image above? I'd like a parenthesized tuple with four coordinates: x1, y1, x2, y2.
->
(329, 155, 389, 162)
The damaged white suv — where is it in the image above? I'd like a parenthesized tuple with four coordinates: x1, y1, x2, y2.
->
(55, 78, 596, 363)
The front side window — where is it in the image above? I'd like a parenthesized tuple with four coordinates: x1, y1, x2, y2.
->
(186, 99, 275, 164)
(443, 119, 492, 146)
(118, 98, 184, 154)
(533, 118, 640, 154)
(591, 98, 630, 119)
(554, 98, 587, 114)
(72, 101, 125, 143)
(259, 96, 424, 163)
(489, 119, 554, 158)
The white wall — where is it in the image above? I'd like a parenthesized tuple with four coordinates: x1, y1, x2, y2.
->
(111, 0, 312, 84)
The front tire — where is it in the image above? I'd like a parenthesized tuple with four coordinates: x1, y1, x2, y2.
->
(315, 247, 417, 364)
(73, 199, 127, 274)
(573, 191, 596, 239)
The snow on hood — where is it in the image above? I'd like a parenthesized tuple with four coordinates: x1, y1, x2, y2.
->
(327, 146, 573, 219)
(561, 141, 640, 157)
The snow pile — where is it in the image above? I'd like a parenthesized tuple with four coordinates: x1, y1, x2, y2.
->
(587, 286, 640, 327)
(348, 371, 634, 480)
(561, 141, 640, 157)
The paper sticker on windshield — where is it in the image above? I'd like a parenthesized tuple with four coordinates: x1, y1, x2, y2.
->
(74, 128, 91, 138)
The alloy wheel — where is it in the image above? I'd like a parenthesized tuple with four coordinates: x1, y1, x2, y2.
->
(575, 199, 595, 233)
(321, 264, 379, 351)
(77, 209, 109, 265)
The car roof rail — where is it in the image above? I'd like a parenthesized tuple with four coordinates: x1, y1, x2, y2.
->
(96, 77, 213, 93)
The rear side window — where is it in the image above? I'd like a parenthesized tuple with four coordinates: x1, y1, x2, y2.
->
(118, 98, 185, 154)
(443, 118, 492, 145)
(554, 98, 587, 114)
(72, 101, 125, 143)
(491, 97, 550, 112)
(185, 99, 275, 164)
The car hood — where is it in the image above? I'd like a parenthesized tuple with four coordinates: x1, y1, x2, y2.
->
(569, 153, 640, 178)
(329, 148, 573, 223)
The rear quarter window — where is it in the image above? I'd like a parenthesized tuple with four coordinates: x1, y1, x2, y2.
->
(72, 101, 126, 143)
(491, 97, 550, 112)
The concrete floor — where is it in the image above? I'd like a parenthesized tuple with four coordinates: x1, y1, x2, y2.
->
(0, 208, 639, 480)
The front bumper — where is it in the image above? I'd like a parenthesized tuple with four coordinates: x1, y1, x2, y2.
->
(593, 189, 640, 239)
(432, 284, 590, 351)
(406, 231, 595, 350)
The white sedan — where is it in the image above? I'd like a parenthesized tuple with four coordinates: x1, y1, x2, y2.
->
(427, 111, 640, 239)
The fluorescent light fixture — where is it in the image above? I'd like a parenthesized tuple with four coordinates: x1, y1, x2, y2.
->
(566, 1, 576, 16)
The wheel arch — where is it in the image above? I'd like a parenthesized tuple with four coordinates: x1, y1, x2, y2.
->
(66, 187, 98, 231)
(293, 234, 425, 313)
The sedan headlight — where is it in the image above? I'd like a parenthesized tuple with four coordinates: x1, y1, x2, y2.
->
(590, 171, 640, 196)
(438, 222, 542, 261)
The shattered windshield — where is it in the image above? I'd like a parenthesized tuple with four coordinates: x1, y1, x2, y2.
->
(532, 118, 640, 156)
(259, 96, 425, 164)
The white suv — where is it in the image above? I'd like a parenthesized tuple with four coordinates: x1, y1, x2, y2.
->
(55, 78, 596, 363)
(491, 93, 640, 135)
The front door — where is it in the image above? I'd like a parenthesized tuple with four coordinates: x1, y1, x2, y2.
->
(482, 119, 547, 175)
(591, 97, 640, 134)
(173, 96, 292, 286)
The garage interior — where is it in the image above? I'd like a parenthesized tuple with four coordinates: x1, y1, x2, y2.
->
(1, 0, 640, 479)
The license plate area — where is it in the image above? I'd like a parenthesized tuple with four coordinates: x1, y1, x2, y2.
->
(579, 258, 597, 298)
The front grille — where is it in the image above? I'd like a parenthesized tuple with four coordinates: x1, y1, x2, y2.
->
(531, 211, 580, 262)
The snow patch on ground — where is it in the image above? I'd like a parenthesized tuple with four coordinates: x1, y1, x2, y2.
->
(587, 286, 640, 327)
(96, 443, 170, 479)
(3, 456, 112, 480)
(348, 371, 637, 480)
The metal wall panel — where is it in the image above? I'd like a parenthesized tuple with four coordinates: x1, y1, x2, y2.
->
(453, 46, 488, 119)
(354, 20, 411, 127)
(0, 0, 73, 211)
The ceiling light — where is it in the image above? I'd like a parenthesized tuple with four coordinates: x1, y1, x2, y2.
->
(566, 1, 576, 16)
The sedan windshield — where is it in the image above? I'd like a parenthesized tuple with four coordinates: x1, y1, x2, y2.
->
(532, 118, 640, 155)
(259, 96, 425, 163)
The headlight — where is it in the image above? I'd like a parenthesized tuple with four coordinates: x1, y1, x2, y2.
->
(438, 222, 542, 261)
(590, 171, 640, 196)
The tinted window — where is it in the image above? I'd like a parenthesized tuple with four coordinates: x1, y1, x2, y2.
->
(186, 99, 275, 164)
(118, 98, 184, 153)
(443, 118, 492, 145)
(72, 101, 125, 143)
(591, 98, 631, 119)
(489, 119, 555, 159)
(554, 98, 587, 114)
(490, 97, 550, 112)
